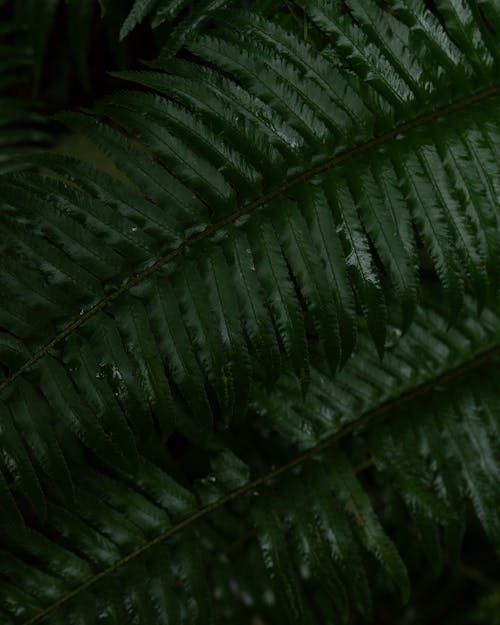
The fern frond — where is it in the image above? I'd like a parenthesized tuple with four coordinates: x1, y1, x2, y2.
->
(2, 0, 500, 506)
(1, 297, 499, 624)
(2, 2, 500, 621)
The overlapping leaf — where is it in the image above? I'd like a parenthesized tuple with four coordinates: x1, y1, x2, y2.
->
(1, 1, 500, 623)
(2, 2, 500, 481)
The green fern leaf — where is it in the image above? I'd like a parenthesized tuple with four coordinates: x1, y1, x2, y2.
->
(1, 2, 500, 623)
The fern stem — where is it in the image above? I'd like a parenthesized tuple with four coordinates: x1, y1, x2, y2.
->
(281, 0, 305, 32)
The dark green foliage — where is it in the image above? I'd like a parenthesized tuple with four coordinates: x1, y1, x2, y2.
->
(0, 18, 52, 172)
(2, 0, 230, 97)
(0, 1, 499, 623)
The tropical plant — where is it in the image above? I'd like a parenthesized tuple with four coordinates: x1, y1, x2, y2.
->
(0, 0, 499, 623)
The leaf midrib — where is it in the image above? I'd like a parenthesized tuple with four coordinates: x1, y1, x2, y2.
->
(22, 337, 500, 625)
(2, 84, 500, 396)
